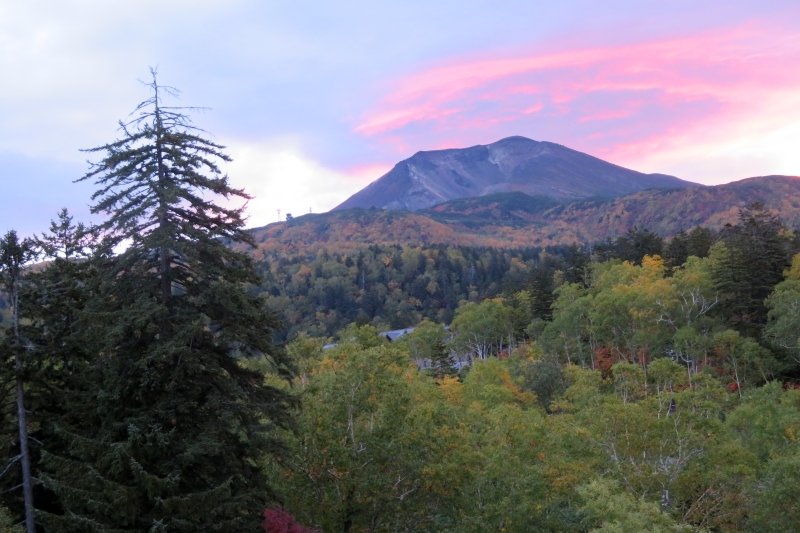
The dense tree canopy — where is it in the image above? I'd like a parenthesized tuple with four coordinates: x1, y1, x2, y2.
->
(264, 327, 800, 532)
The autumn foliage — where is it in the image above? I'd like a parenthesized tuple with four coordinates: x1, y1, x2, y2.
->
(263, 509, 319, 533)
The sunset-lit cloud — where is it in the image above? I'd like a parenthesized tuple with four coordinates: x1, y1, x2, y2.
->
(356, 23, 800, 183)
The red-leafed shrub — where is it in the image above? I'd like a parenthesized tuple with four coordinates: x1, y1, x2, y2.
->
(263, 509, 319, 533)
(594, 347, 616, 374)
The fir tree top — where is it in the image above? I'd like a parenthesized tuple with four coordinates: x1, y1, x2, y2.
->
(78, 69, 260, 308)
(80, 68, 251, 248)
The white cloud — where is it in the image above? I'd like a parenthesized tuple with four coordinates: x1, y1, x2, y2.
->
(225, 141, 377, 228)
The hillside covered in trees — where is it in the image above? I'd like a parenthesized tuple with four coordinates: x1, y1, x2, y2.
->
(3, 77, 800, 533)
(258, 204, 800, 531)
(250, 203, 797, 342)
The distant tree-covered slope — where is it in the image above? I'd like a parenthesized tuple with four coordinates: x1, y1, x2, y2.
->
(249, 175, 800, 253)
(253, 243, 577, 340)
(536, 174, 800, 241)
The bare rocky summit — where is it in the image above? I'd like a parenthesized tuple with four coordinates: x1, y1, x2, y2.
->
(334, 136, 695, 211)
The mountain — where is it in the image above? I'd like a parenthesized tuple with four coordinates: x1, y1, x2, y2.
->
(334, 136, 695, 211)
(250, 176, 800, 254)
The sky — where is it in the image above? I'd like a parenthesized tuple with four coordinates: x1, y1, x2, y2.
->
(1, 0, 799, 234)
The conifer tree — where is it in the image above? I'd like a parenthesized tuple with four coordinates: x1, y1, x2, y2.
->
(429, 341, 457, 380)
(8, 211, 101, 521)
(39, 70, 297, 532)
(615, 226, 663, 265)
(686, 226, 714, 258)
(664, 229, 689, 269)
(527, 266, 554, 321)
(0, 231, 37, 533)
(712, 203, 791, 335)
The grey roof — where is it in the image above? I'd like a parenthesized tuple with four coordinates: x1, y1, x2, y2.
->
(379, 327, 415, 341)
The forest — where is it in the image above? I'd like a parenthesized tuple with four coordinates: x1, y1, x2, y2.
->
(247, 204, 800, 532)
(2, 76, 800, 533)
(253, 218, 770, 343)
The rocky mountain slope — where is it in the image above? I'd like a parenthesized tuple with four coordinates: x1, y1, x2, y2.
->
(250, 175, 800, 255)
(334, 136, 695, 211)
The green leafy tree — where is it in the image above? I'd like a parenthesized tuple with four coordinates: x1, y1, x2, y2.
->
(749, 447, 800, 533)
(578, 479, 703, 533)
(710, 330, 778, 396)
(507, 350, 566, 411)
(338, 323, 387, 349)
(764, 253, 800, 368)
(588, 257, 672, 363)
(39, 71, 296, 532)
(454, 390, 547, 531)
(726, 382, 800, 463)
(270, 344, 459, 532)
(539, 282, 596, 368)
(666, 256, 719, 329)
(451, 299, 514, 359)
(726, 383, 800, 532)
(557, 361, 730, 518)
(285, 333, 326, 389)
(403, 319, 447, 360)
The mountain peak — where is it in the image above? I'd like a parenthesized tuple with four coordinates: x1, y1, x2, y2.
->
(334, 137, 695, 211)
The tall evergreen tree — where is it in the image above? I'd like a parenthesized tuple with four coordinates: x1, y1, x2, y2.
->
(712, 203, 791, 336)
(527, 266, 554, 322)
(560, 243, 590, 286)
(1, 211, 101, 527)
(686, 226, 714, 258)
(11, 211, 101, 521)
(0, 231, 37, 533)
(428, 341, 457, 380)
(615, 226, 663, 265)
(39, 70, 297, 532)
(664, 229, 689, 269)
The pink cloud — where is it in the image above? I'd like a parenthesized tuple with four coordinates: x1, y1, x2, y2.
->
(354, 22, 800, 182)
(522, 103, 543, 115)
(578, 109, 633, 123)
(346, 163, 394, 183)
